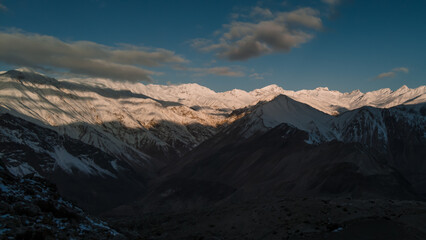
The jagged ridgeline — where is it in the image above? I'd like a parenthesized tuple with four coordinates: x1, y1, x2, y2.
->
(0, 69, 425, 221)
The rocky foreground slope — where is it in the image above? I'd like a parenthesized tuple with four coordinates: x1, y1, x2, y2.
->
(0, 160, 124, 239)
(0, 113, 150, 213)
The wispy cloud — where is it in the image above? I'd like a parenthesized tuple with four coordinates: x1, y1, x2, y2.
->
(249, 72, 271, 80)
(193, 67, 244, 77)
(249, 73, 264, 80)
(321, 0, 347, 19)
(189, 38, 213, 50)
(0, 30, 187, 82)
(250, 6, 273, 19)
(376, 71, 396, 79)
(322, 0, 341, 6)
(0, 3, 7, 11)
(375, 67, 409, 79)
(392, 67, 409, 73)
(191, 7, 323, 61)
(174, 65, 244, 77)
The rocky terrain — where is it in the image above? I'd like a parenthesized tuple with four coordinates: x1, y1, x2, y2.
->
(1, 69, 425, 163)
(0, 113, 150, 214)
(108, 197, 426, 240)
(0, 161, 124, 239)
(0, 69, 425, 239)
(128, 97, 425, 215)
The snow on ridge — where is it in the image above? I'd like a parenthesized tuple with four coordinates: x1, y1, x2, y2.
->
(1, 69, 425, 160)
(50, 147, 116, 178)
(250, 94, 336, 143)
(53, 71, 426, 115)
(244, 93, 425, 146)
(1, 69, 424, 129)
(6, 163, 38, 177)
(1, 69, 425, 126)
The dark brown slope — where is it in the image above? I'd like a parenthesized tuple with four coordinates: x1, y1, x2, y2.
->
(136, 125, 416, 214)
(0, 161, 125, 239)
(0, 113, 149, 214)
(109, 197, 426, 240)
(125, 101, 425, 215)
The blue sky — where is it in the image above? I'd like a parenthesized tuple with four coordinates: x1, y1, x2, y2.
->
(0, 0, 425, 92)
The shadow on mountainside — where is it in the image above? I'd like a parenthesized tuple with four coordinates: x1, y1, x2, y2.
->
(60, 119, 220, 163)
(111, 102, 426, 216)
(1, 70, 182, 107)
(0, 112, 223, 214)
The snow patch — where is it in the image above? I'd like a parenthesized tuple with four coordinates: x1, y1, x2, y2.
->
(6, 162, 38, 177)
(50, 147, 116, 178)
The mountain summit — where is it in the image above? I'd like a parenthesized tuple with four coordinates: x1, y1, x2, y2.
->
(1, 70, 425, 239)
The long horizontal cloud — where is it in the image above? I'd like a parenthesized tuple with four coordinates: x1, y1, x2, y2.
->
(192, 67, 244, 77)
(191, 7, 322, 61)
(174, 65, 244, 77)
(375, 67, 409, 79)
(0, 31, 187, 82)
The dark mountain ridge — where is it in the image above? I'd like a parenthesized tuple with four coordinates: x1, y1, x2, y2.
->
(124, 97, 426, 214)
(1, 70, 426, 239)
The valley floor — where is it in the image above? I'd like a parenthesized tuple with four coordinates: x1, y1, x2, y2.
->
(107, 197, 426, 240)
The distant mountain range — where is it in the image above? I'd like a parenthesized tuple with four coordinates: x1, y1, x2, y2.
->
(138, 95, 425, 213)
(0, 68, 425, 216)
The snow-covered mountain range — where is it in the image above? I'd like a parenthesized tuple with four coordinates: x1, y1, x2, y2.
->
(1, 68, 425, 214)
(1, 68, 424, 159)
(0, 113, 150, 213)
(137, 97, 425, 213)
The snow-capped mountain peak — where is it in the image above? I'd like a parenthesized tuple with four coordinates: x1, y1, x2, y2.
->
(314, 87, 329, 91)
(1, 69, 56, 85)
(396, 85, 409, 92)
(0, 68, 425, 162)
